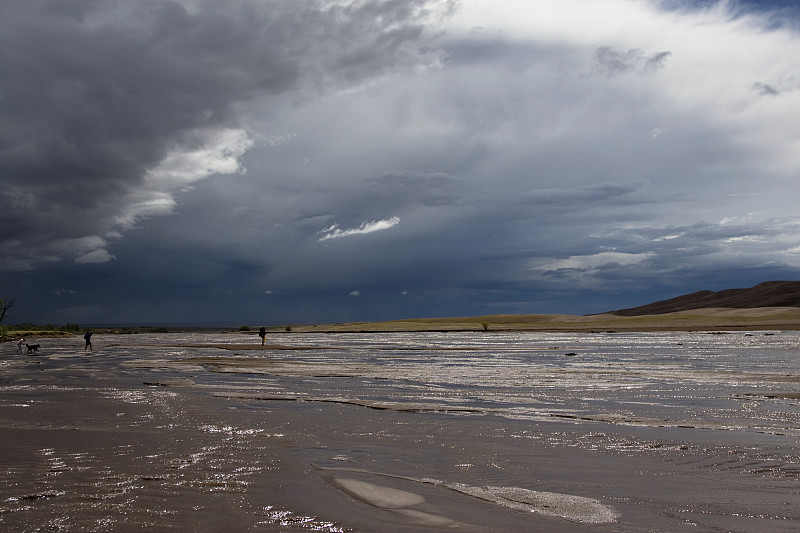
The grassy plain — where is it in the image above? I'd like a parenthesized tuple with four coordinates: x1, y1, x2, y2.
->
(5, 307, 800, 342)
(268, 307, 800, 333)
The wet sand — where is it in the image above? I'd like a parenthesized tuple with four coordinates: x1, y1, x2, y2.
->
(0, 383, 623, 531)
(0, 380, 626, 531)
(2, 332, 799, 532)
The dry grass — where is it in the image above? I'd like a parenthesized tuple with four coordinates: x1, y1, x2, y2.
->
(270, 307, 800, 333)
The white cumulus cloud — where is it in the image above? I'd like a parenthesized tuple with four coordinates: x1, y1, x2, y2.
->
(319, 217, 401, 241)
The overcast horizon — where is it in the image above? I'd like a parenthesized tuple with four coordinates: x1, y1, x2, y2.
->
(2, 0, 800, 326)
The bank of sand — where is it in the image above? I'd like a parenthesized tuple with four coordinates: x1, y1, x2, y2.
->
(268, 307, 800, 333)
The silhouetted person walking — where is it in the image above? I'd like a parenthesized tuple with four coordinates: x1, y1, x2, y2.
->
(84, 331, 93, 351)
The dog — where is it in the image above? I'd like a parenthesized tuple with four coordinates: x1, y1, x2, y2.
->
(26, 343, 40, 353)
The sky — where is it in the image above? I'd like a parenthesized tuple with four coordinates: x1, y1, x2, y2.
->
(2, 0, 800, 326)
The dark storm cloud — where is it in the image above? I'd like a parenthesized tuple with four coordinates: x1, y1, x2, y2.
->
(0, 0, 446, 270)
(3, 0, 800, 326)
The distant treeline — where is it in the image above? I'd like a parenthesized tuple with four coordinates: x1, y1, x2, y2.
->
(7, 323, 176, 331)
(7, 322, 83, 332)
(0, 322, 84, 341)
(1, 324, 172, 338)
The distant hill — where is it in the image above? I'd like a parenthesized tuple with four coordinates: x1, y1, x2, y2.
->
(609, 281, 800, 316)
